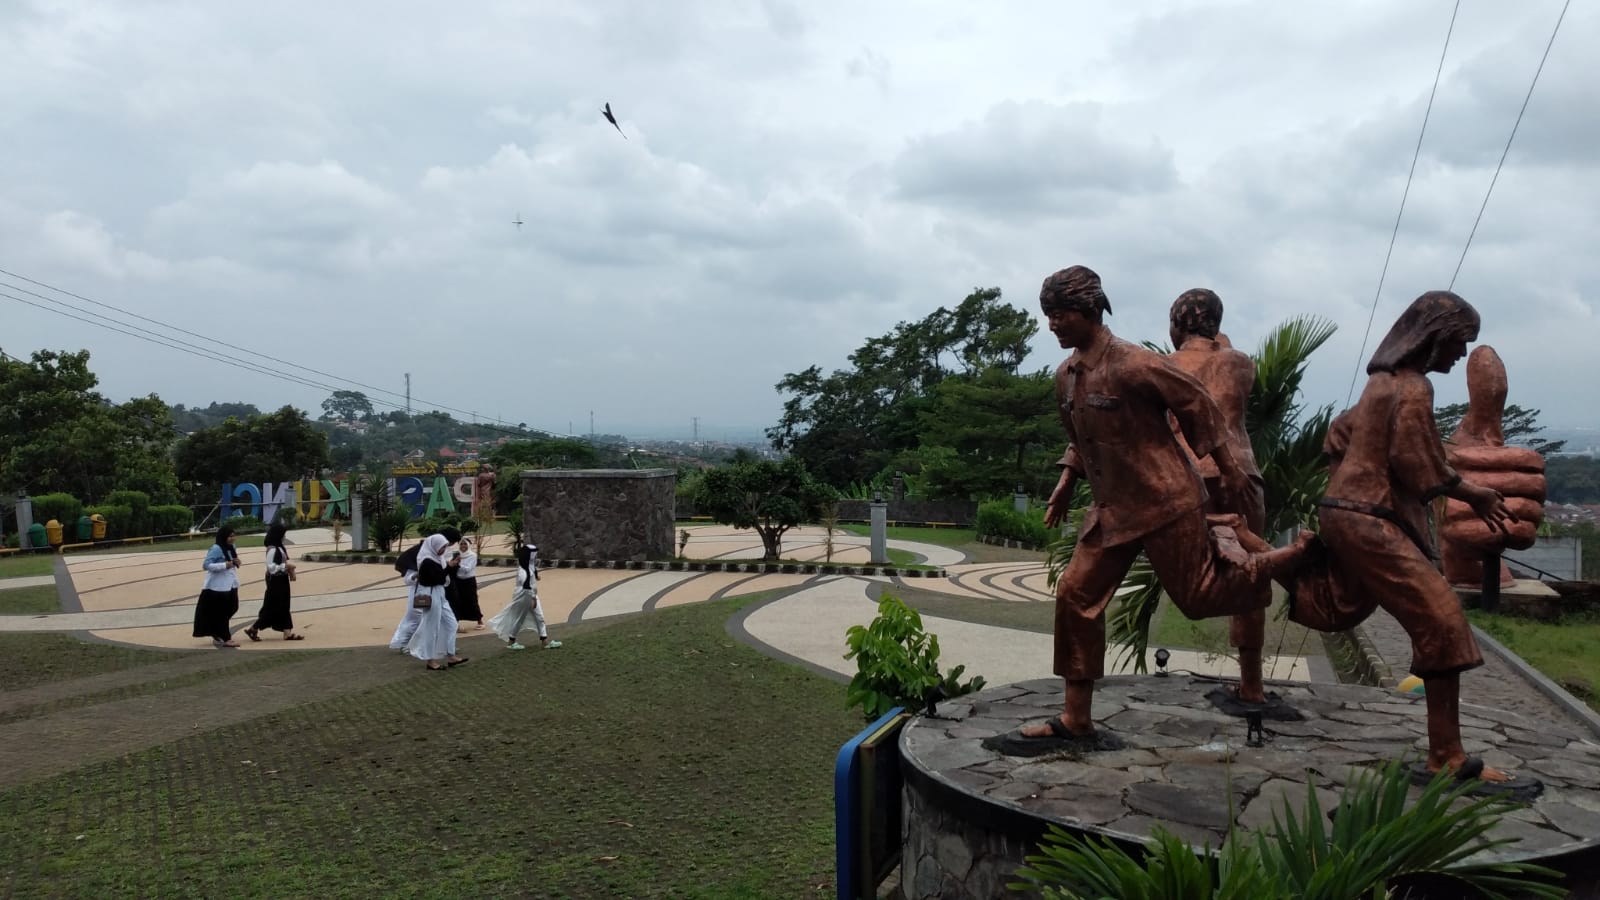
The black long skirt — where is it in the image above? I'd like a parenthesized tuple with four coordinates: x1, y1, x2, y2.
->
(252, 574, 295, 632)
(449, 576, 483, 621)
(193, 588, 239, 641)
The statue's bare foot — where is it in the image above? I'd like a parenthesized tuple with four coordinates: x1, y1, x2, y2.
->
(1247, 530, 1319, 582)
(1231, 683, 1267, 705)
(1019, 714, 1093, 740)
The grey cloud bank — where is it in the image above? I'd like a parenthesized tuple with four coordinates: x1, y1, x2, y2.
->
(1, 0, 1595, 443)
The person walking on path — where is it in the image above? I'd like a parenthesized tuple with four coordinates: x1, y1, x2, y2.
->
(448, 537, 485, 631)
(389, 526, 460, 651)
(405, 533, 469, 671)
(245, 522, 303, 641)
(488, 542, 562, 650)
(193, 525, 242, 648)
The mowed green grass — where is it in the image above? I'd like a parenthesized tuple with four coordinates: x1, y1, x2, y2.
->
(1470, 609, 1600, 712)
(0, 585, 60, 615)
(0, 595, 861, 898)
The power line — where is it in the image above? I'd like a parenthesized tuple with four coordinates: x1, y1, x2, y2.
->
(0, 268, 582, 443)
(0, 266, 571, 440)
(0, 265, 417, 410)
(1345, 0, 1460, 407)
(1449, 0, 1571, 290)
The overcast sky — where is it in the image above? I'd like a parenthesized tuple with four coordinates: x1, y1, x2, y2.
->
(2, 0, 1595, 443)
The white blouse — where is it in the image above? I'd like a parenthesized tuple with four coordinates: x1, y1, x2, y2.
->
(456, 550, 478, 579)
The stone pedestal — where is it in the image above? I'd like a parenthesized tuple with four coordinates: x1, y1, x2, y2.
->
(1458, 578, 1565, 622)
(520, 468, 675, 561)
(898, 676, 1600, 899)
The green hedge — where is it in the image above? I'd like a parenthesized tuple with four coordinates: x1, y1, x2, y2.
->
(975, 498, 1054, 548)
(104, 490, 152, 536)
(150, 505, 193, 536)
(31, 493, 83, 530)
(85, 504, 134, 540)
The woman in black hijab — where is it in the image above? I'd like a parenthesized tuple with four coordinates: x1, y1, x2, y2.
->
(193, 524, 242, 648)
(245, 522, 303, 641)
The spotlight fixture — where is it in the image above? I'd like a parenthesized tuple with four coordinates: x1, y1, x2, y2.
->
(1154, 647, 1171, 677)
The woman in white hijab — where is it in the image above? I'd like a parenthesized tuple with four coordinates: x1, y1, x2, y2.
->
(404, 533, 469, 671)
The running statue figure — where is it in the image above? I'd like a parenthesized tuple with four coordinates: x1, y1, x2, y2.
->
(983, 266, 1306, 757)
(1281, 291, 1542, 798)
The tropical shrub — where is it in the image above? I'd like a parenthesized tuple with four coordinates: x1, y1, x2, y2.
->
(844, 593, 985, 720)
(1011, 759, 1563, 899)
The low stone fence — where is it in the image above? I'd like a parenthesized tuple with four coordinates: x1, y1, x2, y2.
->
(303, 552, 946, 579)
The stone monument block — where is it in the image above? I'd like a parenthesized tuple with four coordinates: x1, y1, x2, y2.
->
(521, 468, 676, 561)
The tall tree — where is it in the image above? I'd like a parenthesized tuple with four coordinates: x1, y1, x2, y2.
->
(913, 367, 1059, 499)
(695, 457, 835, 560)
(320, 390, 375, 423)
(0, 349, 181, 502)
(768, 287, 1036, 488)
(174, 406, 330, 485)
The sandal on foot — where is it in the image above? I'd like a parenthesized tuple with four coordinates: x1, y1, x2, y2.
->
(284, 633, 305, 641)
(244, 627, 261, 642)
(981, 717, 1126, 757)
(425, 662, 447, 671)
(1408, 758, 1545, 802)
(447, 657, 469, 667)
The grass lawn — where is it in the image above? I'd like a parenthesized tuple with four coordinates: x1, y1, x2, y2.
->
(1469, 609, 1600, 712)
(0, 554, 56, 578)
(0, 634, 185, 693)
(1148, 593, 1317, 669)
(0, 585, 61, 615)
(0, 595, 861, 898)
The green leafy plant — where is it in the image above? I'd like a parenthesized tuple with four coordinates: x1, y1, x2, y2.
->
(678, 527, 691, 558)
(819, 503, 839, 562)
(1011, 759, 1563, 899)
(369, 507, 411, 552)
(844, 593, 985, 719)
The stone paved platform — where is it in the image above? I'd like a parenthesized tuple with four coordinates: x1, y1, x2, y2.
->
(898, 674, 1600, 898)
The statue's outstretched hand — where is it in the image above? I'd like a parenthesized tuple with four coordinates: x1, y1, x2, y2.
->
(1468, 483, 1516, 533)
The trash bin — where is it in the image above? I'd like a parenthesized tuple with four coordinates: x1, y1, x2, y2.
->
(76, 515, 93, 541)
(27, 522, 46, 549)
(45, 519, 63, 546)
(90, 514, 107, 540)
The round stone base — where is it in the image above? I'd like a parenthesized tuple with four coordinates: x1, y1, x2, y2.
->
(899, 675, 1600, 899)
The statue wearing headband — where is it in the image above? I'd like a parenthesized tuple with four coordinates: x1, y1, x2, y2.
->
(986, 266, 1303, 756)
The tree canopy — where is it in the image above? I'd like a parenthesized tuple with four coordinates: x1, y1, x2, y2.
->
(767, 286, 1043, 492)
(174, 406, 330, 485)
(695, 457, 835, 560)
(0, 349, 180, 502)
(320, 390, 375, 422)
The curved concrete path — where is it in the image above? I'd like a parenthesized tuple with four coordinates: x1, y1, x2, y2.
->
(0, 524, 1319, 686)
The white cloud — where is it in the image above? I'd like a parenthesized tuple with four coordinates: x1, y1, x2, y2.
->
(0, 0, 1594, 438)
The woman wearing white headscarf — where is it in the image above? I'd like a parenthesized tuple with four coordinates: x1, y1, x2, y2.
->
(487, 541, 562, 650)
(404, 534, 469, 671)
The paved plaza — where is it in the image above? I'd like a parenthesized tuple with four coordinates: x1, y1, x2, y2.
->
(0, 524, 1318, 686)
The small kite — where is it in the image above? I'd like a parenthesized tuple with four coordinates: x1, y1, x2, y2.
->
(601, 102, 627, 139)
